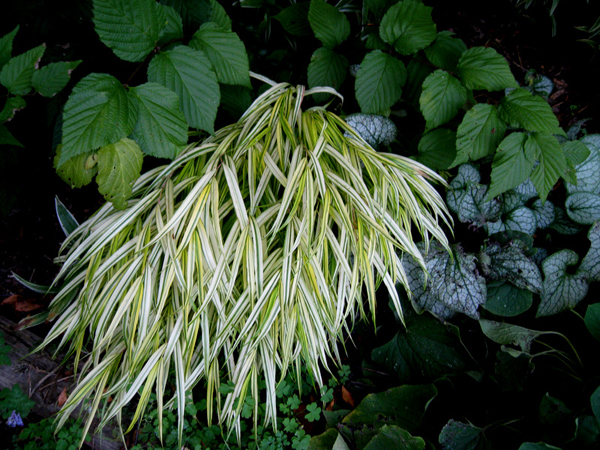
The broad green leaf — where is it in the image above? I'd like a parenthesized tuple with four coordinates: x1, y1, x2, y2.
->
(592, 387, 600, 419)
(480, 319, 543, 352)
(483, 281, 533, 317)
(537, 249, 589, 317)
(308, 0, 350, 49)
(439, 420, 482, 450)
(452, 103, 506, 167)
(372, 310, 465, 383)
(457, 46, 517, 91)
(424, 31, 467, 72)
(308, 429, 346, 450)
(404, 58, 433, 105)
(148, 45, 219, 133)
(54, 148, 98, 188)
(157, 4, 184, 45)
(565, 135, 600, 194)
(0, 96, 26, 123)
(488, 132, 532, 199)
(219, 84, 252, 119)
(275, 2, 311, 36)
(563, 139, 591, 185)
(579, 221, 600, 282)
(446, 164, 502, 227)
(0, 26, 19, 70)
(345, 113, 397, 148)
(500, 88, 565, 136)
(525, 132, 566, 202)
(161, 0, 211, 29)
(0, 44, 45, 95)
(31, 60, 81, 97)
(576, 416, 600, 446)
(565, 192, 600, 225)
(364, 425, 426, 450)
(0, 124, 22, 147)
(584, 303, 600, 341)
(189, 22, 250, 87)
(59, 73, 135, 166)
(518, 443, 561, 450)
(419, 70, 467, 129)
(96, 138, 144, 209)
(417, 128, 456, 170)
(531, 199, 555, 229)
(486, 242, 542, 294)
(129, 82, 188, 159)
(539, 393, 572, 426)
(307, 47, 348, 97)
(379, 0, 436, 55)
(208, 0, 231, 30)
(55, 196, 80, 237)
(93, 0, 167, 62)
(405, 242, 486, 319)
(355, 51, 406, 113)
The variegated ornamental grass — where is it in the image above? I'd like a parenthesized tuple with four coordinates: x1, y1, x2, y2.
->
(26, 81, 451, 445)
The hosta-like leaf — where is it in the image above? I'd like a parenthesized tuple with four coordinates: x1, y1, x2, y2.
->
(585, 303, 600, 341)
(485, 242, 543, 294)
(439, 420, 482, 450)
(0, 96, 26, 122)
(355, 51, 406, 113)
(189, 22, 250, 87)
(54, 148, 98, 188)
(308, 0, 350, 49)
(405, 242, 486, 319)
(457, 47, 517, 91)
(96, 138, 144, 208)
(452, 103, 506, 167)
(565, 192, 600, 225)
(531, 199, 555, 229)
(0, 26, 19, 70)
(480, 319, 543, 352)
(417, 128, 456, 170)
(275, 2, 311, 36)
(31, 60, 81, 97)
(344, 113, 397, 148)
(565, 135, 600, 194)
(59, 73, 135, 166)
(537, 249, 589, 317)
(379, 0, 436, 55)
(93, 0, 167, 62)
(483, 281, 533, 317)
(364, 425, 426, 450)
(499, 88, 565, 136)
(147, 45, 219, 133)
(307, 47, 348, 95)
(424, 31, 467, 72)
(0, 44, 45, 95)
(579, 221, 600, 282)
(525, 132, 566, 202)
(419, 70, 467, 129)
(129, 82, 188, 159)
(488, 133, 532, 199)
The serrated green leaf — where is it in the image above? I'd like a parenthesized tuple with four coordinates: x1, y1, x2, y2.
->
(309, 429, 346, 450)
(345, 113, 397, 148)
(129, 82, 188, 159)
(565, 192, 600, 225)
(585, 303, 600, 341)
(537, 249, 589, 317)
(189, 23, 250, 87)
(424, 31, 467, 72)
(219, 84, 252, 119)
(500, 88, 565, 136)
(148, 45, 219, 133)
(488, 132, 532, 199)
(157, 4, 184, 45)
(417, 128, 456, 170)
(379, 0, 436, 55)
(355, 51, 406, 113)
(275, 2, 311, 36)
(0, 44, 46, 95)
(307, 47, 348, 97)
(0, 96, 26, 122)
(364, 425, 426, 450)
(404, 58, 433, 105)
(566, 135, 600, 194)
(579, 222, 600, 282)
(161, 0, 212, 29)
(486, 242, 543, 293)
(406, 242, 486, 319)
(308, 0, 350, 49)
(564, 139, 591, 166)
(452, 103, 506, 167)
(419, 70, 466, 129)
(93, 0, 167, 62)
(0, 384, 36, 419)
(32, 60, 81, 97)
(525, 132, 566, 202)
(0, 26, 19, 70)
(59, 73, 135, 166)
(371, 310, 465, 383)
(439, 420, 482, 450)
(531, 199, 555, 229)
(457, 46, 517, 91)
(484, 281, 533, 317)
(54, 148, 98, 188)
(480, 319, 543, 352)
(96, 138, 144, 209)
(208, 0, 231, 30)
(0, 123, 23, 147)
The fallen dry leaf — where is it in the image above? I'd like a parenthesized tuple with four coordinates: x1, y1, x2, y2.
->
(342, 386, 355, 407)
(57, 388, 68, 407)
(1, 294, 21, 305)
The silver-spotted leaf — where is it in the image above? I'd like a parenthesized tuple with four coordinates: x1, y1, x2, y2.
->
(565, 135, 600, 194)
(486, 206, 537, 236)
(537, 249, 589, 317)
(345, 113, 397, 148)
(531, 199, 555, 229)
(420, 70, 467, 129)
(579, 222, 600, 282)
(355, 50, 406, 113)
(513, 178, 538, 201)
(379, 0, 436, 55)
(485, 242, 543, 293)
(457, 47, 517, 91)
(565, 192, 600, 225)
(549, 207, 584, 235)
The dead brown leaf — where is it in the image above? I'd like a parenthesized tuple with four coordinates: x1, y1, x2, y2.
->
(342, 386, 355, 407)
(57, 388, 68, 407)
